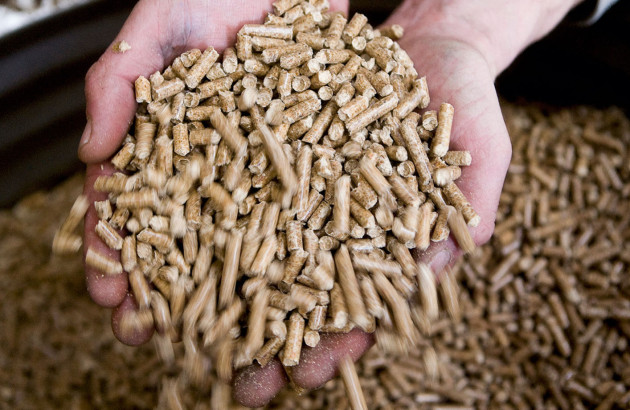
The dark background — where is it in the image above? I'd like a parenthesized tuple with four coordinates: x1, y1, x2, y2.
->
(1, 0, 628, 207)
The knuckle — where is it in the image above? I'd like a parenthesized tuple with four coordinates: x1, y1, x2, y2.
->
(84, 60, 107, 94)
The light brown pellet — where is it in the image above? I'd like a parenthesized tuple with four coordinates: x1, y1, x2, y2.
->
(282, 312, 305, 366)
(345, 93, 399, 135)
(85, 247, 122, 276)
(255, 337, 285, 367)
(172, 123, 190, 156)
(338, 95, 370, 122)
(342, 13, 368, 43)
(340, 355, 368, 410)
(303, 329, 320, 347)
(302, 100, 337, 144)
(250, 235, 278, 276)
(389, 173, 421, 208)
(319, 235, 340, 251)
(330, 175, 351, 237)
(422, 110, 438, 131)
(95, 219, 124, 250)
(386, 238, 417, 279)
(330, 282, 349, 329)
(431, 103, 455, 157)
(365, 42, 396, 73)
(121, 235, 137, 272)
(401, 117, 433, 192)
(335, 245, 372, 331)
(393, 77, 430, 119)
(185, 47, 219, 89)
(242, 288, 269, 361)
(447, 207, 476, 254)
(198, 183, 238, 230)
(357, 273, 385, 319)
(218, 228, 244, 310)
(135, 76, 151, 103)
(434, 165, 462, 187)
(372, 270, 414, 342)
(208, 107, 247, 158)
(250, 105, 298, 204)
(136, 227, 173, 254)
(240, 24, 293, 40)
(285, 220, 303, 252)
(152, 77, 185, 101)
(297, 190, 323, 222)
(280, 249, 309, 292)
(292, 144, 312, 217)
(442, 182, 480, 227)
(308, 305, 328, 331)
(111, 141, 135, 171)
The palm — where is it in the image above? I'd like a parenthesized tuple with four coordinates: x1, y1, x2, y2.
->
(234, 32, 513, 409)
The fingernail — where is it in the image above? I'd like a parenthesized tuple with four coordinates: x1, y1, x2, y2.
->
(430, 249, 452, 274)
(80, 119, 92, 146)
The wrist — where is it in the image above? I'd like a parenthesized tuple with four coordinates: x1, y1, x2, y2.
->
(387, 0, 584, 77)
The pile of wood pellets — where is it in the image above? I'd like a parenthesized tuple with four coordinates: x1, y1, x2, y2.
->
(54, 0, 480, 398)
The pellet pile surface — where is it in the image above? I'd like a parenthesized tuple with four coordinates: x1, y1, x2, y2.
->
(3, 102, 629, 409)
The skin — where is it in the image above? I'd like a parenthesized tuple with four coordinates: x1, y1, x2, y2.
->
(80, 0, 582, 406)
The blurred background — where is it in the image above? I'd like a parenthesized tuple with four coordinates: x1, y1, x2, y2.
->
(0, 0, 628, 207)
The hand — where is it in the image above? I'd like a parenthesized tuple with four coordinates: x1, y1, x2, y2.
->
(237, 0, 586, 404)
(78, 0, 354, 405)
(81, 0, 305, 340)
(232, 8, 513, 409)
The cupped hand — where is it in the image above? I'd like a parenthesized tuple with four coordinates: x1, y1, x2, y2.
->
(79, 0, 358, 406)
(234, 7, 513, 408)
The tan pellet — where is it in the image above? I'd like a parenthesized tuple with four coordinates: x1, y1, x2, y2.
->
(95, 219, 124, 250)
(432, 103, 455, 157)
(345, 93, 399, 135)
(335, 245, 371, 331)
(282, 312, 305, 366)
(218, 228, 244, 310)
(85, 247, 122, 276)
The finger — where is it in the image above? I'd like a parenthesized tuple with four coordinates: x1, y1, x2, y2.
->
(84, 162, 129, 307)
(449, 90, 512, 245)
(415, 93, 510, 277)
(232, 328, 373, 407)
(232, 358, 289, 408)
(415, 91, 511, 278)
(289, 328, 375, 390)
(111, 292, 155, 346)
